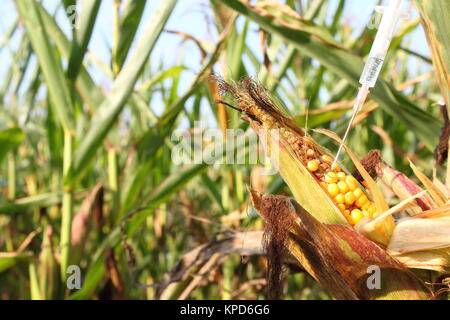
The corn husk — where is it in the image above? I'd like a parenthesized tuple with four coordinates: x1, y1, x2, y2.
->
(250, 190, 433, 300)
(376, 160, 436, 214)
(387, 206, 450, 273)
(253, 125, 348, 225)
(215, 76, 350, 224)
(410, 161, 446, 206)
(216, 76, 448, 298)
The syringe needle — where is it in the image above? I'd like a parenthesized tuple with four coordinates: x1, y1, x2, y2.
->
(331, 0, 406, 169)
(332, 86, 370, 168)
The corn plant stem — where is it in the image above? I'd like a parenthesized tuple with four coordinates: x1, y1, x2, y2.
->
(109, 1, 120, 221)
(235, 169, 244, 203)
(221, 180, 230, 212)
(112, 0, 121, 75)
(49, 171, 60, 219)
(108, 148, 120, 222)
(27, 173, 40, 222)
(60, 130, 73, 282)
(222, 256, 234, 299)
(447, 140, 450, 189)
(7, 153, 16, 200)
(29, 262, 42, 300)
(5, 225, 14, 252)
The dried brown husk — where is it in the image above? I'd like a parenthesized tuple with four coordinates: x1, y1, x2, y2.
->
(251, 191, 433, 300)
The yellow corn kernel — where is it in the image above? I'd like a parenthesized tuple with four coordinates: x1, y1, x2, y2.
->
(327, 183, 339, 196)
(306, 149, 315, 158)
(350, 209, 364, 224)
(338, 204, 346, 211)
(355, 195, 368, 208)
(335, 193, 345, 204)
(345, 176, 358, 191)
(344, 192, 356, 205)
(362, 202, 371, 211)
(307, 160, 319, 172)
(327, 171, 338, 178)
(324, 172, 338, 184)
(344, 209, 351, 217)
(331, 163, 341, 171)
(337, 172, 346, 181)
(362, 210, 369, 217)
(321, 154, 333, 164)
(353, 188, 363, 198)
(337, 181, 349, 193)
(320, 181, 328, 189)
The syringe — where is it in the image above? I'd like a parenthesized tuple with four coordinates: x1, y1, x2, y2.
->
(332, 0, 407, 168)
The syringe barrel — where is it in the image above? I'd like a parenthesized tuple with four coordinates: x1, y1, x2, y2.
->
(370, 0, 403, 57)
(359, 56, 384, 87)
(360, 0, 404, 87)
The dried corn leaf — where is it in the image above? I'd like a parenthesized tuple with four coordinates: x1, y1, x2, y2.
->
(390, 248, 450, 274)
(155, 231, 264, 299)
(432, 171, 450, 198)
(254, 1, 342, 48)
(410, 161, 446, 206)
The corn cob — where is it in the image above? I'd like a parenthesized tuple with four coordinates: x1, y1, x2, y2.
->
(215, 76, 378, 226)
(278, 126, 378, 225)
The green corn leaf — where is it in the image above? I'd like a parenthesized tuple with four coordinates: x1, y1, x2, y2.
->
(15, 0, 75, 132)
(36, 4, 103, 110)
(66, 0, 101, 81)
(415, 0, 450, 110)
(0, 193, 61, 215)
(0, 127, 24, 163)
(221, 0, 441, 151)
(112, 0, 147, 73)
(66, 0, 177, 186)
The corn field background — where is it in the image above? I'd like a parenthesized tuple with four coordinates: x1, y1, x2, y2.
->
(0, 0, 449, 300)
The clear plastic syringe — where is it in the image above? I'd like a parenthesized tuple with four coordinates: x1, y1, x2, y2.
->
(332, 0, 406, 168)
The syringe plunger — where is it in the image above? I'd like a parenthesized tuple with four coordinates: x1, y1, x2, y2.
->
(359, 0, 405, 88)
